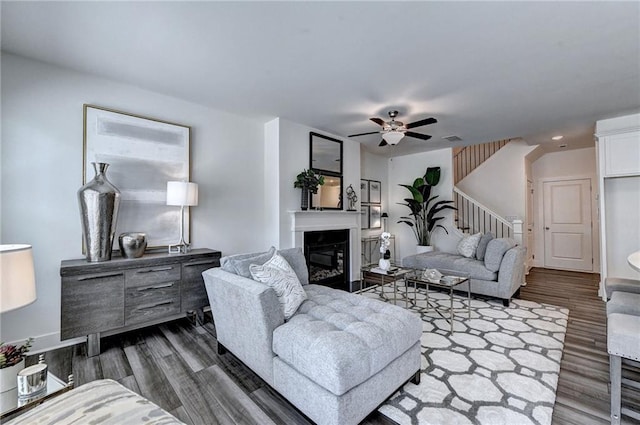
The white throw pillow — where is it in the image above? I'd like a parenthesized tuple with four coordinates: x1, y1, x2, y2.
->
(457, 232, 482, 258)
(250, 252, 307, 320)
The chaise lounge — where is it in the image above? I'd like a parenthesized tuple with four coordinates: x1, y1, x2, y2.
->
(202, 247, 422, 425)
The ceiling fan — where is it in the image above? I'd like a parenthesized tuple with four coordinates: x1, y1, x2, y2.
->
(348, 110, 437, 146)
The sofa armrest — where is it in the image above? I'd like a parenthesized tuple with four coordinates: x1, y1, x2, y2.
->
(496, 246, 527, 299)
(202, 268, 284, 385)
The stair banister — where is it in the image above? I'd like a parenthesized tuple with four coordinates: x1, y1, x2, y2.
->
(453, 187, 521, 242)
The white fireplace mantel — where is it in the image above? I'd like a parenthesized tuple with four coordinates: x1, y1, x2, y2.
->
(288, 210, 361, 284)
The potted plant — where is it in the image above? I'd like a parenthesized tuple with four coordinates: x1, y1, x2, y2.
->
(398, 167, 456, 253)
(0, 338, 33, 391)
(294, 169, 325, 210)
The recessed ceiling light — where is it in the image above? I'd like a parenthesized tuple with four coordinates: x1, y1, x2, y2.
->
(552, 135, 563, 140)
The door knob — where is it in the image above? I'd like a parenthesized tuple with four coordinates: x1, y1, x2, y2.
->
(545, 227, 550, 230)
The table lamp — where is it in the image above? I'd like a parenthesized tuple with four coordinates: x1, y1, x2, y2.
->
(166, 181, 198, 254)
(1, 244, 37, 313)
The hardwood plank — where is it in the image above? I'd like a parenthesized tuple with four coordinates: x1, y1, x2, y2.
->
(123, 341, 182, 411)
(197, 365, 277, 425)
(160, 320, 217, 373)
(250, 387, 314, 425)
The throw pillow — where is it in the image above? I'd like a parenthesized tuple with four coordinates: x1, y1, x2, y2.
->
(475, 232, 495, 261)
(278, 247, 309, 285)
(250, 252, 307, 320)
(484, 238, 516, 272)
(457, 233, 482, 258)
(221, 246, 276, 278)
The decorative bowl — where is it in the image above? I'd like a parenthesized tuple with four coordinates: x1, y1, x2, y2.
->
(118, 232, 147, 258)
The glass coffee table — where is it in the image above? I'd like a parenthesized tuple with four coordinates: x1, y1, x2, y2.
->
(0, 368, 74, 421)
(405, 268, 471, 333)
(359, 263, 411, 307)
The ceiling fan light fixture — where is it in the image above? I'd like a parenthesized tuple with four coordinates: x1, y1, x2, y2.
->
(382, 131, 404, 145)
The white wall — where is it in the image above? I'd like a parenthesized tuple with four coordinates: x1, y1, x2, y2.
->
(1, 53, 268, 350)
(361, 149, 389, 237)
(457, 140, 537, 220)
(388, 149, 459, 260)
(531, 147, 599, 270)
(269, 119, 361, 249)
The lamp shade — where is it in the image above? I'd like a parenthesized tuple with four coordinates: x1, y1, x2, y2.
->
(1, 244, 37, 313)
(381, 212, 389, 218)
(382, 131, 404, 145)
(166, 181, 198, 207)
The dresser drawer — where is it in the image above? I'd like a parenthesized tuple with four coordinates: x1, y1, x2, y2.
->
(125, 264, 181, 287)
(125, 282, 180, 325)
(181, 257, 220, 311)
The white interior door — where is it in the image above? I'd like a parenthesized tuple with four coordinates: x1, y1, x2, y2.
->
(543, 178, 593, 271)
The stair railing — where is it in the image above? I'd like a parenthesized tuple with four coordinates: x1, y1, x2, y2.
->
(453, 187, 514, 239)
(453, 139, 512, 184)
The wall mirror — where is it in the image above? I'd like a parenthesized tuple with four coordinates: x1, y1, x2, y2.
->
(310, 132, 343, 210)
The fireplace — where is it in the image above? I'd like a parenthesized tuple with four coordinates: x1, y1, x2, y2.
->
(304, 229, 350, 291)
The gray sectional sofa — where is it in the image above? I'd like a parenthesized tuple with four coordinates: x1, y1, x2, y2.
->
(202, 247, 422, 425)
(402, 237, 526, 306)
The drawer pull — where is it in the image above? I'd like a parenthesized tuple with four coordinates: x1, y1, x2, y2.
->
(138, 300, 174, 310)
(137, 282, 175, 291)
(137, 266, 174, 274)
(184, 260, 218, 267)
(78, 272, 124, 281)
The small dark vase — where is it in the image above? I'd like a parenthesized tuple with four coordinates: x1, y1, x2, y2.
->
(301, 187, 309, 211)
(78, 162, 121, 262)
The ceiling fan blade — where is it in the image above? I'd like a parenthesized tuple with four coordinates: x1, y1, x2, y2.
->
(405, 117, 437, 129)
(348, 131, 381, 138)
(378, 140, 388, 147)
(370, 117, 386, 126)
(405, 131, 432, 140)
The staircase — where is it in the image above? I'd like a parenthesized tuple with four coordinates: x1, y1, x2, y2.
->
(452, 139, 521, 241)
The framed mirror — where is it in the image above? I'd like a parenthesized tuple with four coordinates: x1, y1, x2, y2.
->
(310, 132, 343, 210)
(310, 132, 342, 174)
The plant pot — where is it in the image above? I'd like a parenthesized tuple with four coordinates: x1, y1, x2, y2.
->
(1, 359, 25, 392)
(416, 245, 434, 254)
(300, 187, 309, 211)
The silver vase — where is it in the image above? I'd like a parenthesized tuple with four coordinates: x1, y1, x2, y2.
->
(78, 162, 121, 262)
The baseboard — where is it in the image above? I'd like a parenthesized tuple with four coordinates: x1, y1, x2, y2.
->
(12, 332, 85, 355)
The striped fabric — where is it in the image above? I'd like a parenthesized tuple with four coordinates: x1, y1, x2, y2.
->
(6, 379, 184, 425)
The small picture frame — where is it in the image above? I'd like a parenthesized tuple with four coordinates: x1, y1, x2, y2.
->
(361, 205, 370, 229)
(369, 180, 381, 204)
(360, 180, 369, 203)
(369, 205, 382, 229)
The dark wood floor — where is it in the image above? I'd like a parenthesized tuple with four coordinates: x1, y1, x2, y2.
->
(28, 268, 640, 424)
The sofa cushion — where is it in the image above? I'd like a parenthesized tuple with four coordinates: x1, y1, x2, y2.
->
(476, 232, 494, 261)
(221, 247, 276, 278)
(484, 238, 516, 272)
(278, 247, 309, 285)
(272, 285, 421, 396)
(457, 232, 482, 258)
(402, 251, 497, 281)
(250, 252, 307, 320)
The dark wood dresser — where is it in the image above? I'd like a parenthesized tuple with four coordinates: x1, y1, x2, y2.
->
(60, 248, 221, 356)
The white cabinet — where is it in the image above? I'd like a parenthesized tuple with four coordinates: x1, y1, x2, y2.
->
(595, 115, 640, 298)
(602, 131, 640, 177)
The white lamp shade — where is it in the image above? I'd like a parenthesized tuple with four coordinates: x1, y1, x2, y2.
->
(166, 181, 198, 206)
(382, 131, 405, 145)
(1, 244, 37, 313)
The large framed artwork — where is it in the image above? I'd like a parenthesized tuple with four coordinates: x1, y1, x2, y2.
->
(369, 205, 382, 229)
(83, 105, 191, 250)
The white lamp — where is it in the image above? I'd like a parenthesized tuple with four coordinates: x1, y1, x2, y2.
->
(382, 131, 405, 145)
(1, 244, 37, 313)
(166, 181, 198, 254)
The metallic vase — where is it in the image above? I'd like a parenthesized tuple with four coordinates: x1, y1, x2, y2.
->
(118, 232, 147, 259)
(78, 162, 121, 262)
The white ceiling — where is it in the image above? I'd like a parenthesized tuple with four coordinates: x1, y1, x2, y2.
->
(2, 1, 639, 157)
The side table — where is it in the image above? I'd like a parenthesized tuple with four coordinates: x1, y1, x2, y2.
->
(359, 264, 411, 307)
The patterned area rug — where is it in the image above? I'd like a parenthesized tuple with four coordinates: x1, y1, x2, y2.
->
(359, 282, 569, 425)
